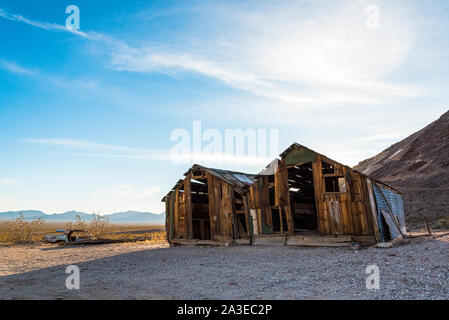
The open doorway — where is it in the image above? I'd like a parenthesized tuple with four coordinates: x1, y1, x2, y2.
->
(287, 163, 318, 234)
(190, 178, 211, 240)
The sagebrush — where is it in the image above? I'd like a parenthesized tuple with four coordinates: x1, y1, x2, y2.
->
(7, 213, 45, 244)
(66, 214, 114, 239)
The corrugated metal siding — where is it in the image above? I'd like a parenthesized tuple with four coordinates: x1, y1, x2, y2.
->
(381, 209, 402, 240)
(373, 185, 406, 241)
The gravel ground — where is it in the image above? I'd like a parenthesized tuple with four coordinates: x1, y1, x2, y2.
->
(0, 233, 448, 300)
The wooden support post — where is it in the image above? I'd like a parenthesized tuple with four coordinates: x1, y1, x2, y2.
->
(242, 195, 251, 237)
(423, 215, 432, 236)
(278, 207, 284, 233)
(185, 173, 193, 239)
(174, 188, 179, 239)
(207, 173, 217, 240)
(230, 189, 238, 240)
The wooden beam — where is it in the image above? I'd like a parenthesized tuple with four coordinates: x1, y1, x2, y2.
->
(185, 173, 193, 239)
(207, 173, 217, 240)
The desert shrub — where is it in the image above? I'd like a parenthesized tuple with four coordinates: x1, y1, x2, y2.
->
(67, 214, 114, 240)
(66, 215, 88, 232)
(149, 231, 166, 242)
(8, 213, 45, 244)
(87, 214, 114, 239)
(435, 217, 449, 229)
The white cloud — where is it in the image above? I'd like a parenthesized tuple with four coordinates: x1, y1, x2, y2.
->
(110, 0, 419, 105)
(354, 132, 408, 142)
(0, 7, 90, 38)
(0, 178, 16, 185)
(1, 2, 421, 108)
(0, 59, 36, 76)
(26, 137, 273, 167)
(26, 138, 151, 153)
(94, 185, 160, 201)
(75, 151, 272, 167)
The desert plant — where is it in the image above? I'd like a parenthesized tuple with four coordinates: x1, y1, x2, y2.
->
(67, 214, 114, 239)
(436, 217, 449, 229)
(87, 214, 114, 239)
(8, 213, 45, 244)
(66, 215, 88, 232)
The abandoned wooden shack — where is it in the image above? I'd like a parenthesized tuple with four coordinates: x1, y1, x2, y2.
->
(162, 164, 257, 245)
(247, 143, 406, 246)
(163, 143, 406, 247)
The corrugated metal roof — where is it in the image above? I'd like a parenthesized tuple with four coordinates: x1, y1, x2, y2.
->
(162, 164, 258, 201)
(189, 164, 257, 190)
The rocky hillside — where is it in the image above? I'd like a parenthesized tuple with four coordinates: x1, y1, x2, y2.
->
(354, 110, 449, 229)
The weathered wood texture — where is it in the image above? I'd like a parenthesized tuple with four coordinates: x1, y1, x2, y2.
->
(248, 147, 379, 238)
(166, 167, 249, 242)
(164, 145, 397, 244)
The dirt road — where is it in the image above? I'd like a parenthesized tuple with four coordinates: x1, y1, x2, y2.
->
(0, 233, 448, 299)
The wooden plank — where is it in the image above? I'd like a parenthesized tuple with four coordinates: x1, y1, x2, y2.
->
(207, 173, 217, 240)
(171, 239, 197, 246)
(260, 176, 273, 232)
(252, 235, 286, 246)
(214, 234, 233, 242)
(234, 238, 251, 245)
(174, 188, 179, 239)
(184, 173, 193, 239)
(230, 188, 238, 240)
(278, 207, 284, 233)
(242, 195, 251, 237)
(275, 159, 290, 207)
(312, 156, 327, 234)
(196, 240, 229, 246)
(351, 235, 377, 245)
(328, 200, 344, 234)
(366, 178, 381, 242)
(171, 239, 230, 246)
(221, 183, 234, 237)
(286, 235, 352, 246)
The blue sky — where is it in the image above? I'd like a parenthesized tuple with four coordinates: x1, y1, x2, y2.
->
(0, 0, 448, 214)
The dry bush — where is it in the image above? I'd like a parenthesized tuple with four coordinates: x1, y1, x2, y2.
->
(67, 214, 114, 240)
(8, 213, 45, 244)
(87, 214, 114, 239)
(435, 217, 449, 229)
(66, 215, 88, 232)
(149, 231, 167, 242)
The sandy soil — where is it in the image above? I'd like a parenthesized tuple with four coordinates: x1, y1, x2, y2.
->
(0, 233, 448, 300)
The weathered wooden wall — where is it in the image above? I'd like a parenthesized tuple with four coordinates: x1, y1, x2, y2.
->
(165, 168, 250, 242)
(165, 148, 387, 243)
(248, 150, 380, 238)
(313, 154, 376, 236)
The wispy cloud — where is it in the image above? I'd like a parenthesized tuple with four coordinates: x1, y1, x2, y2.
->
(110, 0, 420, 105)
(1, 2, 421, 107)
(0, 7, 118, 43)
(0, 7, 90, 37)
(0, 178, 16, 185)
(26, 138, 152, 153)
(354, 132, 408, 142)
(26, 138, 272, 167)
(94, 185, 160, 201)
(0, 59, 36, 76)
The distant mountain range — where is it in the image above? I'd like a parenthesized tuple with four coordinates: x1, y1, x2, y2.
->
(0, 210, 165, 224)
(354, 110, 449, 227)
